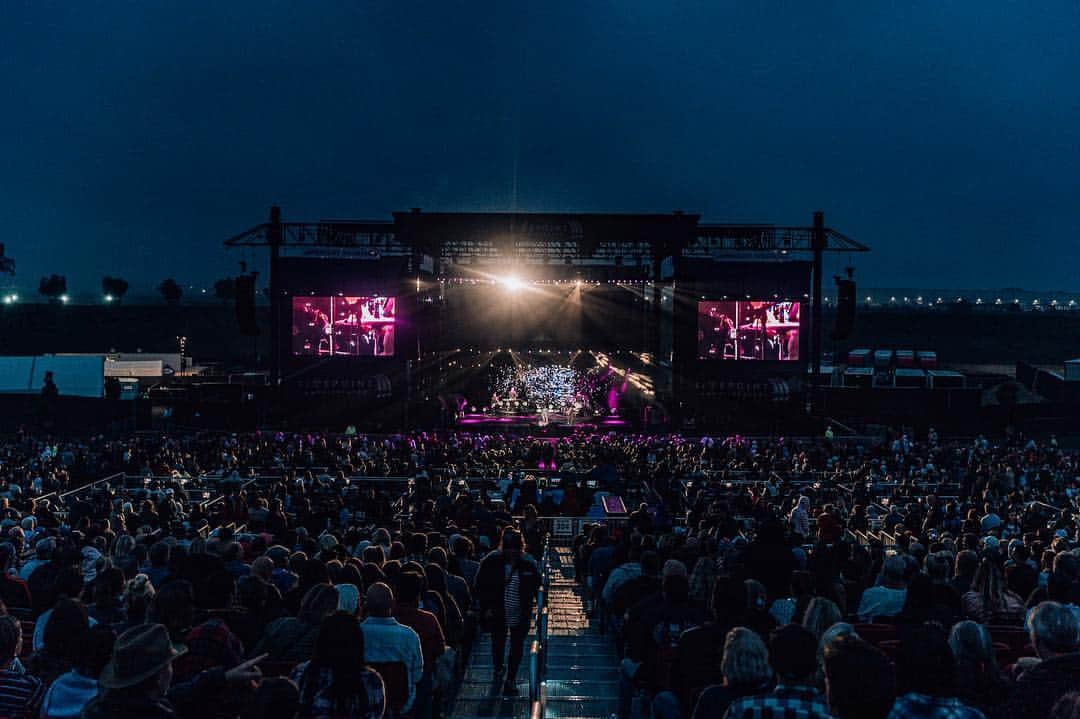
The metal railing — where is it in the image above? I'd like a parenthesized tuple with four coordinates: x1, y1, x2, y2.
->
(528, 542, 551, 709)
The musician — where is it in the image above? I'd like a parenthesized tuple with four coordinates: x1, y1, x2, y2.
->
(740, 302, 769, 359)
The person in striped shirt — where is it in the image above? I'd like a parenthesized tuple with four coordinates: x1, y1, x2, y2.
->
(0, 614, 44, 719)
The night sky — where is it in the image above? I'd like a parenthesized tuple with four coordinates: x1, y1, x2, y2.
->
(2, 2, 1078, 295)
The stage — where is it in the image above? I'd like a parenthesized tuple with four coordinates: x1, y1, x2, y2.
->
(456, 410, 630, 433)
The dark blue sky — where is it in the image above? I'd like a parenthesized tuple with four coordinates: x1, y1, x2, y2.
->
(2, 2, 1078, 294)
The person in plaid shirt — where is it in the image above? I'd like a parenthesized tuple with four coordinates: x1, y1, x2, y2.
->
(886, 623, 985, 719)
(723, 625, 834, 719)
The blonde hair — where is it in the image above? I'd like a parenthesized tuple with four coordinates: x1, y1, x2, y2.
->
(721, 627, 772, 686)
(802, 597, 843, 643)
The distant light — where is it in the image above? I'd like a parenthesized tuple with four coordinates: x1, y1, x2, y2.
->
(59, 294, 70, 304)
(500, 276, 524, 292)
(1, 296, 12, 305)
(104, 294, 114, 303)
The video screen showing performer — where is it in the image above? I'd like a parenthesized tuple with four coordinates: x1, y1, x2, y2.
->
(292, 297, 333, 355)
(697, 300, 800, 360)
(292, 296, 396, 356)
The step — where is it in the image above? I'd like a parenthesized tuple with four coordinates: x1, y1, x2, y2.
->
(448, 697, 530, 718)
(544, 679, 619, 699)
(546, 697, 619, 717)
(544, 665, 620, 681)
(456, 679, 529, 698)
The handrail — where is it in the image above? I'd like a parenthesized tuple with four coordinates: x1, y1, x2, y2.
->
(59, 472, 125, 500)
(528, 541, 551, 706)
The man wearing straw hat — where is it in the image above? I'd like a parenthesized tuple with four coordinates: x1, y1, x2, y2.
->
(82, 624, 264, 719)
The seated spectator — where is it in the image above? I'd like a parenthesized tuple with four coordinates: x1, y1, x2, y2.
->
(769, 570, 815, 626)
(252, 584, 337, 664)
(27, 598, 89, 687)
(145, 541, 172, 589)
(82, 623, 263, 719)
(723, 624, 831, 719)
(172, 570, 245, 683)
(19, 537, 54, 581)
(0, 544, 31, 611)
(0, 614, 44, 719)
(290, 612, 386, 719)
(241, 676, 300, 719)
(1049, 692, 1080, 719)
(949, 620, 1012, 719)
(360, 582, 424, 715)
(858, 556, 908, 622)
(40, 624, 114, 719)
(33, 568, 94, 652)
(690, 627, 774, 719)
(951, 550, 979, 597)
(963, 559, 1025, 625)
(1006, 601, 1080, 719)
(888, 622, 984, 718)
(392, 572, 444, 719)
(123, 574, 156, 631)
(823, 635, 896, 719)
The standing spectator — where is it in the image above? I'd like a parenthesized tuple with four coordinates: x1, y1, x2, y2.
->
(474, 528, 540, 696)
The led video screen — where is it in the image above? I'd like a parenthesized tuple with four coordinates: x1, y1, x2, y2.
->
(697, 300, 800, 360)
(292, 296, 396, 356)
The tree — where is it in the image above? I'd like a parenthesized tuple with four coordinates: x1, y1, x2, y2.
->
(38, 274, 67, 303)
(213, 277, 236, 304)
(158, 278, 183, 305)
(0, 244, 14, 275)
(102, 276, 129, 302)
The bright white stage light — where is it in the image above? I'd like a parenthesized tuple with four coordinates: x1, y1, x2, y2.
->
(500, 276, 524, 292)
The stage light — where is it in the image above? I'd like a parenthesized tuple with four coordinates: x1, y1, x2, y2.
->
(500, 276, 524, 292)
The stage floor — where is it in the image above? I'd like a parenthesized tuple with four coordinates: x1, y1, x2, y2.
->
(457, 411, 630, 432)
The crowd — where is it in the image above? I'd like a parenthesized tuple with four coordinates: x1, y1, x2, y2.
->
(585, 429, 1080, 719)
(0, 426, 1076, 718)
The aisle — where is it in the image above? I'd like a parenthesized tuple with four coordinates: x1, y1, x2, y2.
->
(542, 546, 620, 719)
(445, 546, 620, 719)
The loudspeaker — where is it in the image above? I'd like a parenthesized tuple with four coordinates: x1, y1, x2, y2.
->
(832, 278, 856, 340)
(235, 274, 259, 336)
